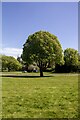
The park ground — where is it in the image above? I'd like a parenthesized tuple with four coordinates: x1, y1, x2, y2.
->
(0, 72, 79, 118)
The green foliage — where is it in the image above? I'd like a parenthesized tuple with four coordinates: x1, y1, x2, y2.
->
(1, 55, 22, 71)
(22, 31, 64, 76)
(78, 53, 80, 72)
(64, 48, 78, 66)
(55, 48, 79, 73)
(1, 55, 8, 71)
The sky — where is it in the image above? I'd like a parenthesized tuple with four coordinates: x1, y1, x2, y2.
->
(1, 2, 78, 58)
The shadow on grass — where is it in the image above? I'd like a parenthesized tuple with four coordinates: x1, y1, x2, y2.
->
(1, 75, 54, 78)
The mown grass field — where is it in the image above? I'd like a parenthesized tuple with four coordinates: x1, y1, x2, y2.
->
(1, 72, 78, 118)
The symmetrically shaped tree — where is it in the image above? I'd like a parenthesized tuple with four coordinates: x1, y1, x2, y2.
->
(22, 31, 64, 76)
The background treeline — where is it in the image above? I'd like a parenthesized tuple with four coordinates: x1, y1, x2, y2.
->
(0, 55, 22, 72)
(55, 48, 80, 73)
(0, 48, 80, 73)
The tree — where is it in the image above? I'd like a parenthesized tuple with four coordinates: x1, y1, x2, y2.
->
(78, 53, 80, 72)
(64, 48, 78, 72)
(1, 55, 8, 71)
(17, 56, 23, 64)
(1, 55, 22, 71)
(6, 56, 22, 71)
(22, 31, 64, 76)
(0, 55, 1, 71)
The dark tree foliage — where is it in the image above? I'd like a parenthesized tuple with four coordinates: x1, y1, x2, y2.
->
(55, 48, 78, 73)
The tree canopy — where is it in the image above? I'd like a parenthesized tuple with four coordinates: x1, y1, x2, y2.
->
(64, 48, 78, 66)
(63, 48, 78, 72)
(1, 55, 22, 71)
(22, 31, 64, 76)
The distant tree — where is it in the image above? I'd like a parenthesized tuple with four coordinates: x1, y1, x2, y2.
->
(78, 53, 80, 62)
(64, 48, 78, 72)
(64, 48, 78, 66)
(0, 55, 1, 71)
(1, 55, 22, 71)
(22, 31, 64, 76)
(1, 55, 8, 71)
(17, 56, 21, 63)
(7, 56, 22, 71)
(78, 53, 80, 72)
(17, 56, 23, 64)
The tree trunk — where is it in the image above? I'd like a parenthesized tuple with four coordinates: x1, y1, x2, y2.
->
(2, 68, 3, 72)
(40, 67, 43, 77)
(8, 67, 10, 72)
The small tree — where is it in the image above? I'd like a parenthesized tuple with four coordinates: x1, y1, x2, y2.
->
(78, 53, 80, 72)
(64, 48, 78, 72)
(22, 31, 64, 76)
(1, 55, 8, 71)
(1, 55, 22, 71)
(6, 56, 22, 71)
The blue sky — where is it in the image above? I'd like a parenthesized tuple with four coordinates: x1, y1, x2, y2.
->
(1, 2, 78, 58)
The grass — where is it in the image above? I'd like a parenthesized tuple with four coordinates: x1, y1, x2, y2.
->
(1, 72, 79, 118)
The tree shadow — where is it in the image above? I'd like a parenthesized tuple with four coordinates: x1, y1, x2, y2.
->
(2, 75, 54, 78)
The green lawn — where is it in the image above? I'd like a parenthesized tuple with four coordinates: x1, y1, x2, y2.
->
(1, 72, 78, 118)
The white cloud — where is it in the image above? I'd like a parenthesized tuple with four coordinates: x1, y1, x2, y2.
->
(0, 47, 23, 58)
